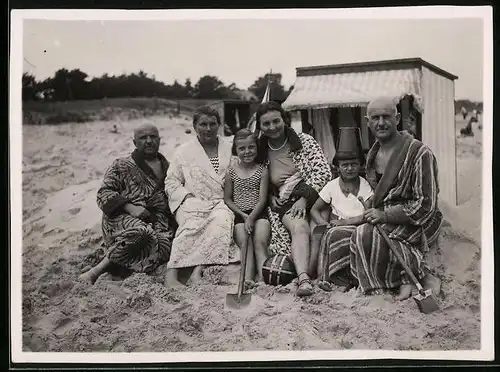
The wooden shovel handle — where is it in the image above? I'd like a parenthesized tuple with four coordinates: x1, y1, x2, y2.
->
(237, 232, 251, 297)
(358, 197, 424, 292)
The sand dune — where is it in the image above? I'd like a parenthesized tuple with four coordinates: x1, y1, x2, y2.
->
(21, 114, 483, 352)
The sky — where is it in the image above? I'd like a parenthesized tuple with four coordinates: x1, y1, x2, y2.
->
(22, 17, 484, 101)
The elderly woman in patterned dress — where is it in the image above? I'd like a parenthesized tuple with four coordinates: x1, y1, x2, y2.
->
(164, 105, 239, 287)
(256, 101, 332, 297)
(79, 123, 177, 284)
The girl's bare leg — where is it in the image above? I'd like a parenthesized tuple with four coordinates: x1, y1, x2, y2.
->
(253, 219, 271, 282)
(234, 224, 255, 285)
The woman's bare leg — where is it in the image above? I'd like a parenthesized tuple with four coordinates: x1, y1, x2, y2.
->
(282, 215, 313, 296)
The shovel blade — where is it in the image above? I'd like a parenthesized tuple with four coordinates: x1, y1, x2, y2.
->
(225, 293, 252, 309)
(413, 289, 439, 314)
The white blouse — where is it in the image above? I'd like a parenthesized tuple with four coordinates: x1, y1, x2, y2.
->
(318, 177, 373, 220)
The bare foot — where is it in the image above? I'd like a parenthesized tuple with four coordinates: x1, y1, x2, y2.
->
(394, 284, 414, 301)
(78, 269, 98, 285)
(187, 266, 203, 286)
(164, 271, 184, 288)
(422, 273, 442, 296)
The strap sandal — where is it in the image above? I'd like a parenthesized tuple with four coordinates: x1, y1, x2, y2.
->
(296, 272, 314, 297)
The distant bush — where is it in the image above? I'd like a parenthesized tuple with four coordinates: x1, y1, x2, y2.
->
(22, 97, 196, 125)
(455, 99, 483, 114)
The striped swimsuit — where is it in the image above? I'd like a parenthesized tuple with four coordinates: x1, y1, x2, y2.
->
(228, 163, 268, 224)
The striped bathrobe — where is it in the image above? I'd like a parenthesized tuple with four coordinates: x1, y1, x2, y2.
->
(324, 132, 443, 293)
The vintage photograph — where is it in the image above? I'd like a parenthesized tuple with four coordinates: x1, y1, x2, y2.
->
(12, 7, 493, 363)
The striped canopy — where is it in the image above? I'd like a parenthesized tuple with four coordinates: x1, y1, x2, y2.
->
(282, 68, 424, 112)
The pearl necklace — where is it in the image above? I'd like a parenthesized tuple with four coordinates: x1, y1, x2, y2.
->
(268, 137, 288, 151)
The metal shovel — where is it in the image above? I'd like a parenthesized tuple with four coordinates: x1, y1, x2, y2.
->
(225, 232, 252, 309)
(376, 226, 439, 314)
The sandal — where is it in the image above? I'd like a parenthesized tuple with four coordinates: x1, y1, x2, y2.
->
(296, 273, 314, 297)
(244, 280, 258, 291)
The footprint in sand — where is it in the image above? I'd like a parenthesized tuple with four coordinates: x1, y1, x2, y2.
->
(68, 207, 81, 215)
(53, 316, 75, 335)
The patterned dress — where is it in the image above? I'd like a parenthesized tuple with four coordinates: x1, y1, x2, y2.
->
(325, 132, 443, 293)
(258, 127, 332, 256)
(96, 150, 176, 273)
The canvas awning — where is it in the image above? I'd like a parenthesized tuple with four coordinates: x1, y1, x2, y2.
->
(282, 68, 423, 112)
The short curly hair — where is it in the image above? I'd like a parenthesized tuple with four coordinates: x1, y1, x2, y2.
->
(193, 105, 221, 126)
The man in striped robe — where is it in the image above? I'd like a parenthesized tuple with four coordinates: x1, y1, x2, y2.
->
(79, 123, 177, 284)
(325, 96, 443, 300)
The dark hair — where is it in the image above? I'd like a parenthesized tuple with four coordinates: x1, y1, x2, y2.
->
(193, 105, 221, 126)
(255, 101, 291, 130)
(231, 128, 265, 163)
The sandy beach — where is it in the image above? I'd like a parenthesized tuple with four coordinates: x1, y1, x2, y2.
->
(21, 114, 483, 352)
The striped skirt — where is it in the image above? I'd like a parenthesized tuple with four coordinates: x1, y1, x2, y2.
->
(321, 225, 357, 287)
(323, 223, 426, 293)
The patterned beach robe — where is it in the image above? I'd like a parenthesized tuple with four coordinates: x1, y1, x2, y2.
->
(96, 150, 177, 273)
(258, 127, 332, 256)
(165, 136, 239, 269)
(324, 132, 443, 293)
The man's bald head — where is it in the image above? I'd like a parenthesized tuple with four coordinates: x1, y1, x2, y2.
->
(365, 96, 400, 143)
(133, 123, 161, 158)
(366, 96, 398, 117)
(134, 123, 159, 140)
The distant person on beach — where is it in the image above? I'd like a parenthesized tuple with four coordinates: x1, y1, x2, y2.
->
(460, 109, 479, 137)
(461, 106, 468, 120)
(256, 101, 332, 297)
(224, 129, 271, 288)
(309, 128, 373, 287)
(79, 123, 177, 284)
(164, 105, 239, 287)
(471, 108, 479, 123)
(323, 96, 443, 300)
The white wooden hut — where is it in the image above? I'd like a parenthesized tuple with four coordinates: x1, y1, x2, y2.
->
(282, 57, 459, 207)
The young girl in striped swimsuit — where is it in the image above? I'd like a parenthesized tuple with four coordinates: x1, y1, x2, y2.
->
(224, 129, 271, 288)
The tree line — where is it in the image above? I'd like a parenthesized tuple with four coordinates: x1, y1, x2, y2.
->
(22, 68, 293, 103)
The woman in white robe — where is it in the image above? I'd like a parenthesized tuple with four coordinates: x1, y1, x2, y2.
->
(164, 106, 239, 286)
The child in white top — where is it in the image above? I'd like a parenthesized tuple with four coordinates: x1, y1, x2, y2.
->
(309, 157, 374, 278)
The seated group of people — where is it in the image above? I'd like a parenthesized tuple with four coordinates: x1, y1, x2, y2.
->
(80, 96, 443, 301)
